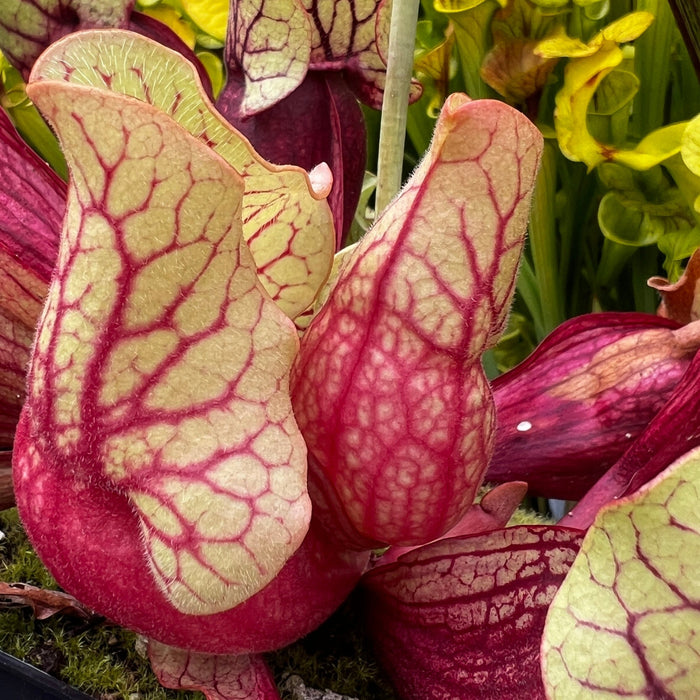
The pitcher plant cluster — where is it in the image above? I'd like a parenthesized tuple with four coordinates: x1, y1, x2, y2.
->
(0, 1, 700, 699)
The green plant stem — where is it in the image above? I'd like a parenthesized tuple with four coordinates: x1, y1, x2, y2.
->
(597, 238, 637, 290)
(568, 3, 599, 41)
(632, 245, 662, 313)
(557, 159, 598, 317)
(375, 0, 421, 214)
(528, 141, 564, 338)
(516, 257, 544, 334)
(449, 3, 497, 101)
(633, 0, 678, 138)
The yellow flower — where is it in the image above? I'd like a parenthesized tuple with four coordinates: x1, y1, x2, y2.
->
(536, 12, 687, 170)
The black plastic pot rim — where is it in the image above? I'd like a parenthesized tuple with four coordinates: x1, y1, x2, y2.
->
(0, 649, 93, 700)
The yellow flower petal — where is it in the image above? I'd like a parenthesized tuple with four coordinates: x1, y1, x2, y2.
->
(535, 28, 597, 59)
(142, 6, 196, 49)
(434, 0, 492, 12)
(614, 122, 688, 170)
(181, 0, 229, 42)
(600, 10, 655, 44)
(681, 114, 700, 177)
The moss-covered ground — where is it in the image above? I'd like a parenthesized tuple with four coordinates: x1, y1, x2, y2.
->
(1, 496, 554, 699)
(0, 507, 396, 700)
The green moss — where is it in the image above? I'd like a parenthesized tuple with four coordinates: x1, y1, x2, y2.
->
(0, 508, 395, 699)
(267, 590, 397, 700)
(0, 536, 195, 697)
(0, 508, 57, 589)
(508, 504, 557, 526)
(0, 508, 194, 698)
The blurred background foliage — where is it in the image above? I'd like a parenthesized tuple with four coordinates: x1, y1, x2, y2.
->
(407, 0, 700, 374)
